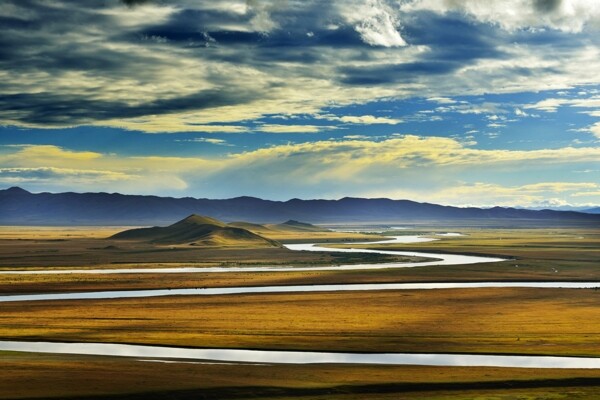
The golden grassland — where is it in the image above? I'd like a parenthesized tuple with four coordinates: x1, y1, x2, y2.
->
(0, 258, 597, 295)
(0, 224, 378, 241)
(0, 226, 599, 399)
(1, 351, 599, 400)
(1, 287, 599, 357)
(1, 227, 598, 295)
(0, 226, 390, 268)
(0, 240, 412, 269)
(0, 226, 126, 239)
(339, 227, 600, 261)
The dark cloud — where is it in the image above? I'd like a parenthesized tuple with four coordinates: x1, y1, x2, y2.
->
(0, 88, 261, 127)
(139, 6, 365, 48)
(533, 0, 562, 13)
(0, 0, 595, 130)
(339, 14, 506, 86)
(340, 61, 460, 85)
(405, 14, 505, 61)
(511, 27, 582, 48)
(121, 0, 155, 6)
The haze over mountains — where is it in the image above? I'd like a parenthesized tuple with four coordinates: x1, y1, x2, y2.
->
(1, 187, 599, 226)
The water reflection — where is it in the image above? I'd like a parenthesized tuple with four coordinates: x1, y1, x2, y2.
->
(354, 235, 439, 244)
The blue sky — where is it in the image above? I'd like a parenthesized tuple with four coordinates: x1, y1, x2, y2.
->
(1, 0, 600, 207)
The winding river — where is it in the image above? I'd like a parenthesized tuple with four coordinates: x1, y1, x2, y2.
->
(1, 281, 598, 303)
(0, 236, 504, 275)
(1, 235, 598, 368)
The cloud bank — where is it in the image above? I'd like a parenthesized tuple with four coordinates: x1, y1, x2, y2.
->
(1, 0, 599, 132)
(2, 137, 599, 205)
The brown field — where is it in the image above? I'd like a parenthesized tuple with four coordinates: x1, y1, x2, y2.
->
(0, 258, 598, 296)
(0, 225, 599, 399)
(1, 227, 598, 295)
(1, 287, 599, 357)
(336, 227, 600, 263)
(1, 351, 600, 400)
(0, 226, 396, 268)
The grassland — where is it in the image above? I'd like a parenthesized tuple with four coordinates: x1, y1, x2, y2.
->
(0, 225, 599, 399)
(335, 227, 600, 263)
(1, 227, 598, 295)
(0, 225, 396, 268)
(1, 351, 600, 400)
(1, 287, 599, 357)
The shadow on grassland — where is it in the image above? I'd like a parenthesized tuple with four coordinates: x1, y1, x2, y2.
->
(22, 377, 600, 400)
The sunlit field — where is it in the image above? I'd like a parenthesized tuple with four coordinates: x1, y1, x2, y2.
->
(0, 226, 598, 399)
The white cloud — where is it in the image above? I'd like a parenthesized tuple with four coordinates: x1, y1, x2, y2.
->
(247, 0, 279, 33)
(402, 0, 600, 33)
(343, 134, 370, 139)
(341, 0, 407, 47)
(102, 116, 251, 133)
(523, 95, 600, 138)
(366, 181, 600, 208)
(258, 124, 334, 133)
(436, 102, 505, 115)
(525, 96, 600, 121)
(318, 114, 402, 124)
(514, 108, 532, 117)
(176, 138, 233, 146)
(427, 97, 457, 104)
(524, 98, 569, 112)
(100, 3, 178, 28)
(580, 110, 600, 117)
(0, 166, 136, 181)
(588, 121, 600, 138)
(572, 190, 600, 197)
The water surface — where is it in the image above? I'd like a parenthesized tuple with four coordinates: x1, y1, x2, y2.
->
(0, 236, 503, 275)
(0, 340, 598, 368)
(1, 282, 597, 303)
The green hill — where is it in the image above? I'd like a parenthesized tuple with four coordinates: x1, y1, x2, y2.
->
(111, 215, 281, 248)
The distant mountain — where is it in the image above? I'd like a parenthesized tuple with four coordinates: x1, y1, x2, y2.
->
(2, 186, 600, 226)
(584, 207, 600, 214)
(524, 206, 588, 212)
(112, 214, 281, 248)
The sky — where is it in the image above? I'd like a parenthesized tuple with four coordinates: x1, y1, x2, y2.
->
(1, 0, 600, 207)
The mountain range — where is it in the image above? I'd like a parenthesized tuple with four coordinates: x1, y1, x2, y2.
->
(1, 186, 599, 226)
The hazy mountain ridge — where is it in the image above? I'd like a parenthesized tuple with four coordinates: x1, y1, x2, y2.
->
(1, 187, 599, 225)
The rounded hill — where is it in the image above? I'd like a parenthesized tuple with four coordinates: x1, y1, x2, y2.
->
(111, 214, 281, 248)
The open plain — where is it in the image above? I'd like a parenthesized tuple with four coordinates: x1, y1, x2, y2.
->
(3, 1, 600, 398)
(0, 224, 598, 399)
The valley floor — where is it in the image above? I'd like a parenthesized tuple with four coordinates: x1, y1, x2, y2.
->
(0, 226, 598, 399)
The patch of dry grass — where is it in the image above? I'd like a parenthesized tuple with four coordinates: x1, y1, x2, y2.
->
(1, 226, 599, 399)
(1, 351, 599, 400)
(1, 287, 599, 357)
